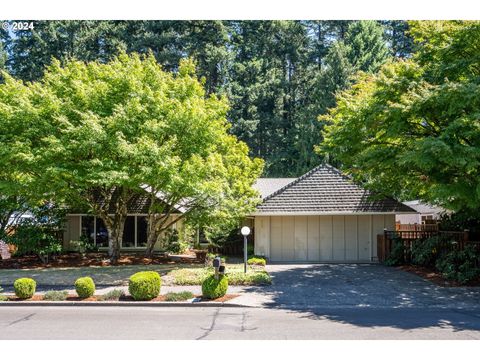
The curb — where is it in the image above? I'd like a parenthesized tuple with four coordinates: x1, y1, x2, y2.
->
(0, 301, 252, 308)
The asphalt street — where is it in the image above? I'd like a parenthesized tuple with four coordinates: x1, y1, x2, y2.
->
(2, 306, 480, 340)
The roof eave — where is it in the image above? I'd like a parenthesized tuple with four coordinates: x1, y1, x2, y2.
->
(251, 211, 419, 216)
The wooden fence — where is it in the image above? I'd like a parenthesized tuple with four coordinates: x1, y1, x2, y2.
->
(395, 223, 439, 231)
(377, 229, 477, 262)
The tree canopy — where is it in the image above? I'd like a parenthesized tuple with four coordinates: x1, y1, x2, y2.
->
(319, 21, 480, 212)
(1, 20, 412, 177)
(0, 53, 263, 261)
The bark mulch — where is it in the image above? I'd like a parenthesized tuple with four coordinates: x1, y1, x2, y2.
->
(397, 264, 480, 287)
(0, 252, 200, 270)
(5, 294, 240, 303)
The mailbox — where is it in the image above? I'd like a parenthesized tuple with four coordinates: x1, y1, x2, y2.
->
(212, 256, 221, 269)
(218, 265, 225, 275)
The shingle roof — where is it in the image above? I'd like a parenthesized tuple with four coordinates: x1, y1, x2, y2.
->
(254, 164, 416, 214)
(253, 178, 297, 199)
(402, 200, 446, 215)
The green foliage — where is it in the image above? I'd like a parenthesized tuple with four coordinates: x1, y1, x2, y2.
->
(74, 277, 96, 298)
(411, 236, 451, 268)
(14, 278, 36, 299)
(128, 271, 161, 301)
(384, 238, 407, 266)
(43, 290, 68, 301)
(202, 274, 228, 299)
(168, 265, 271, 286)
(164, 291, 194, 302)
(226, 270, 272, 286)
(247, 256, 266, 266)
(163, 229, 188, 254)
(438, 210, 480, 233)
(435, 246, 480, 284)
(320, 21, 480, 211)
(0, 20, 413, 180)
(0, 285, 7, 301)
(69, 235, 98, 254)
(6, 205, 65, 263)
(98, 289, 125, 301)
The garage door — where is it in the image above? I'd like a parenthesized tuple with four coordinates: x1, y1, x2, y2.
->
(267, 215, 378, 262)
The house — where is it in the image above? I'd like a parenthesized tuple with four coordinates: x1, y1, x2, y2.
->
(63, 191, 185, 251)
(251, 164, 416, 263)
(395, 200, 446, 225)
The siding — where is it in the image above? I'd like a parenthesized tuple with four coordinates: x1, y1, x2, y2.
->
(254, 214, 395, 262)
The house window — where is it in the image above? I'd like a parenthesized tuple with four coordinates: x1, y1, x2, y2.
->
(137, 216, 148, 247)
(80, 215, 150, 248)
(95, 218, 109, 247)
(81, 216, 95, 244)
(122, 216, 135, 247)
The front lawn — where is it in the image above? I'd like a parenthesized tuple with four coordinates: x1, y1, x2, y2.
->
(167, 264, 272, 286)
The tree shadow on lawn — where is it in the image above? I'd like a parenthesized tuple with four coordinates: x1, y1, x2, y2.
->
(243, 264, 480, 332)
(0, 263, 198, 291)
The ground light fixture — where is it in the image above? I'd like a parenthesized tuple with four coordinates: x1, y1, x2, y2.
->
(241, 226, 251, 273)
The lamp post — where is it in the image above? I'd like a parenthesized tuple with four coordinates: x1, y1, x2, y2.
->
(241, 226, 250, 274)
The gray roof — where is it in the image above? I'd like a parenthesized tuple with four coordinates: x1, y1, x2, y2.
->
(254, 164, 416, 214)
(402, 200, 445, 215)
(253, 178, 297, 199)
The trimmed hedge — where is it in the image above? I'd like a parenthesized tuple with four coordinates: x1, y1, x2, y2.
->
(128, 271, 161, 301)
(247, 256, 266, 266)
(75, 276, 96, 298)
(202, 274, 228, 299)
(14, 278, 36, 299)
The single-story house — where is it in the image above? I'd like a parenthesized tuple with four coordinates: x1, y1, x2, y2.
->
(396, 200, 446, 225)
(251, 164, 416, 263)
(61, 163, 416, 261)
(63, 191, 185, 251)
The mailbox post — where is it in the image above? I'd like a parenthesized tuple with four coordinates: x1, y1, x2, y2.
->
(213, 256, 221, 279)
(241, 226, 251, 274)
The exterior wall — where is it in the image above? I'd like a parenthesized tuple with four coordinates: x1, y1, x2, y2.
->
(63, 215, 81, 250)
(396, 213, 421, 224)
(63, 214, 184, 251)
(254, 214, 395, 262)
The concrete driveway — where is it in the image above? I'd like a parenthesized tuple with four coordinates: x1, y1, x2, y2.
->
(240, 264, 480, 310)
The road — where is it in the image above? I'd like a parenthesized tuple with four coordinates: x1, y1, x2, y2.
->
(2, 306, 480, 340)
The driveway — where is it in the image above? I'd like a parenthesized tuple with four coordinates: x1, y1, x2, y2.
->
(239, 264, 480, 310)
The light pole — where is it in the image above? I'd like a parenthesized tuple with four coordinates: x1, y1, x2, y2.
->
(241, 226, 250, 274)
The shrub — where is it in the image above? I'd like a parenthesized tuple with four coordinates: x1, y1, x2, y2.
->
(128, 271, 161, 300)
(75, 277, 96, 298)
(164, 229, 188, 254)
(202, 274, 228, 299)
(99, 289, 125, 301)
(247, 256, 266, 266)
(435, 246, 480, 284)
(14, 278, 36, 299)
(164, 291, 194, 302)
(226, 270, 272, 285)
(384, 238, 408, 266)
(411, 235, 453, 268)
(5, 205, 65, 264)
(0, 295, 8, 301)
(44, 290, 68, 301)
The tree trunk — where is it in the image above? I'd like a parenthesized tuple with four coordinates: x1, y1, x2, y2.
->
(105, 214, 126, 264)
(145, 226, 157, 258)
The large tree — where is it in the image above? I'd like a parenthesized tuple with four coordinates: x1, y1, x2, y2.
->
(319, 21, 480, 211)
(1, 20, 410, 178)
(0, 53, 263, 261)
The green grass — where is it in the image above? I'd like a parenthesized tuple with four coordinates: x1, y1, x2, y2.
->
(0, 294, 8, 301)
(43, 290, 68, 301)
(164, 291, 195, 301)
(167, 264, 271, 286)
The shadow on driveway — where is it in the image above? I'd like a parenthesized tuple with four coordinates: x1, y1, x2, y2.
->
(243, 264, 480, 332)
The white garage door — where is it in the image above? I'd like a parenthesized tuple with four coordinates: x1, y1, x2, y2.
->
(256, 215, 394, 263)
